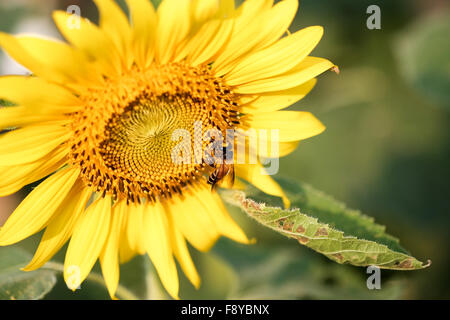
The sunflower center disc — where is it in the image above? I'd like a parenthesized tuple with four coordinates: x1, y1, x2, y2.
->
(68, 63, 240, 203)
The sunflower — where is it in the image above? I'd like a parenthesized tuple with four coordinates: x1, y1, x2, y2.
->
(0, 0, 334, 299)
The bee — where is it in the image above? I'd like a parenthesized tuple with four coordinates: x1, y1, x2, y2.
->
(206, 140, 235, 191)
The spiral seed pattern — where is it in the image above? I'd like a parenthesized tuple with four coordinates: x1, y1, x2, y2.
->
(68, 63, 240, 203)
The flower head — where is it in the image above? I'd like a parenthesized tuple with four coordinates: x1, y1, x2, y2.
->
(0, 0, 334, 299)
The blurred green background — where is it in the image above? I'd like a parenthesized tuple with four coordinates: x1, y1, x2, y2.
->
(0, 0, 449, 299)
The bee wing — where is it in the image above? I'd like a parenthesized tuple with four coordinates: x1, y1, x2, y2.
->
(218, 165, 235, 190)
(226, 165, 235, 188)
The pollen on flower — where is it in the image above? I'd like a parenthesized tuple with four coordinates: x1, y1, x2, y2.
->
(67, 63, 240, 203)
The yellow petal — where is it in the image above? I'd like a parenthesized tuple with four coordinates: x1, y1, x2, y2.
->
(251, 140, 301, 158)
(240, 79, 317, 114)
(143, 201, 179, 299)
(117, 200, 136, 264)
(236, 0, 273, 21)
(64, 195, 112, 290)
(0, 76, 81, 113)
(251, 0, 297, 52)
(174, 19, 221, 63)
(189, 19, 234, 66)
(213, 0, 298, 76)
(53, 11, 121, 77)
(195, 187, 249, 244)
(277, 141, 300, 157)
(125, 0, 157, 68)
(23, 183, 91, 271)
(236, 163, 290, 208)
(232, 178, 247, 190)
(125, 202, 146, 255)
(0, 124, 70, 166)
(94, 0, 132, 68)
(155, 0, 191, 64)
(245, 111, 325, 142)
(225, 26, 323, 85)
(0, 145, 68, 197)
(235, 132, 300, 163)
(165, 193, 220, 252)
(100, 200, 126, 299)
(0, 33, 101, 85)
(16, 36, 102, 85)
(234, 56, 335, 94)
(168, 223, 200, 289)
(0, 167, 80, 245)
(0, 32, 41, 75)
(192, 0, 220, 23)
(218, 0, 235, 17)
(0, 106, 66, 130)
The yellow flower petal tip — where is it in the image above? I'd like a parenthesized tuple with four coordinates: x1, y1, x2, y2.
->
(67, 284, 78, 292)
(19, 267, 32, 272)
(0, 0, 333, 299)
(240, 236, 251, 245)
(193, 281, 201, 290)
(282, 196, 291, 209)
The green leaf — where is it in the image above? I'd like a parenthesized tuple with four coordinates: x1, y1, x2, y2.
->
(221, 177, 430, 270)
(0, 247, 57, 300)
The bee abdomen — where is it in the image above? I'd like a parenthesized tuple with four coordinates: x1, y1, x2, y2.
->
(207, 172, 218, 185)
